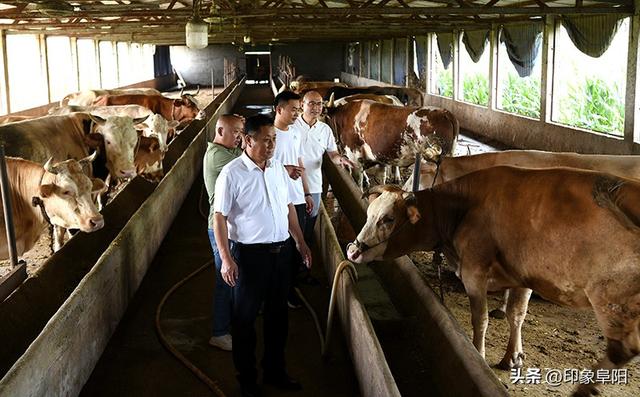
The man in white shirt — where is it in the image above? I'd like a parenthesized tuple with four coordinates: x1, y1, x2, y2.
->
(296, 90, 354, 241)
(213, 114, 311, 397)
(272, 91, 313, 308)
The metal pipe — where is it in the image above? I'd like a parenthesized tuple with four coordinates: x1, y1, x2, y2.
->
(0, 145, 18, 267)
(412, 153, 421, 192)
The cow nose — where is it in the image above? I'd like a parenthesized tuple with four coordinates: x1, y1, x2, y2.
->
(355, 239, 370, 251)
(119, 168, 136, 178)
(89, 216, 104, 230)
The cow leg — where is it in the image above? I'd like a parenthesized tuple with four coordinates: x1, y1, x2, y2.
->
(572, 338, 637, 397)
(52, 226, 67, 252)
(497, 287, 532, 370)
(573, 291, 640, 396)
(489, 289, 509, 319)
(461, 267, 489, 358)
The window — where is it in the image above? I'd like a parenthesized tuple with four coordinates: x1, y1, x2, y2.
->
(142, 44, 156, 79)
(6, 34, 48, 111)
(369, 41, 380, 81)
(394, 38, 407, 85)
(77, 39, 100, 90)
(459, 31, 490, 107)
(117, 42, 133, 85)
(99, 41, 118, 88)
(496, 26, 542, 119)
(429, 33, 453, 98)
(380, 39, 392, 84)
(47, 36, 78, 102)
(551, 17, 628, 136)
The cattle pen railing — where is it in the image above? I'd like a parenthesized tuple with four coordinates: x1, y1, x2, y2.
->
(321, 155, 509, 397)
(0, 77, 246, 396)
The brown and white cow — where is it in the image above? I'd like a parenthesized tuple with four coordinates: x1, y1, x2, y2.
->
(61, 88, 162, 106)
(347, 168, 640, 397)
(92, 94, 205, 123)
(136, 113, 179, 152)
(325, 85, 424, 107)
(0, 113, 142, 180)
(290, 81, 348, 97)
(134, 135, 165, 181)
(1, 155, 105, 257)
(326, 99, 458, 187)
(332, 93, 404, 107)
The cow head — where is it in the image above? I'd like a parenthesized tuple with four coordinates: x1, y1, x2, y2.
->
(136, 114, 178, 152)
(172, 96, 205, 121)
(346, 185, 423, 264)
(88, 115, 144, 179)
(39, 155, 105, 233)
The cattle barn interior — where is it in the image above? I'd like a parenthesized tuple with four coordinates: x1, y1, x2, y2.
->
(0, 1, 638, 397)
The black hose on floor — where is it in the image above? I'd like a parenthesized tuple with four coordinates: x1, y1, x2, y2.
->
(155, 259, 228, 397)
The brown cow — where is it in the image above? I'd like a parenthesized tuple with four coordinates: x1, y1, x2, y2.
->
(290, 80, 348, 97)
(403, 149, 640, 319)
(1, 155, 105, 256)
(61, 88, 162, 106)
(0, 115, 34, 125)
(406, 150, 640, 190)
(92, 94, 205, 123)
(326, 100, 458, 187)
(347, 168, 640, 397)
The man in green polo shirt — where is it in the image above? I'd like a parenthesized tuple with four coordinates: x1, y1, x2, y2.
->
(204, 113, 244, 351)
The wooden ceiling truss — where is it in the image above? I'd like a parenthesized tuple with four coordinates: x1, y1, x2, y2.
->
(0, 0, 631, 45)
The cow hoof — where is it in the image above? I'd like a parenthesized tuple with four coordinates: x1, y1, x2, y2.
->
(497, 352, 525, 370)
(489, 309, 506, 319)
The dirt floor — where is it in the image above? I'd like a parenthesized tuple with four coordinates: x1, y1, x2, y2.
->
(0, 86, 223, 280)
(410, 251, 640, 397)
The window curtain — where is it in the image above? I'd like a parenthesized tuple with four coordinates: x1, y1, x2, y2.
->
(561, 14, 624, 58)
(462, 30, 490, 63)
(415, 35, 428, 81)
(154, 45, 172, 77)
(500, 23, 543, 78)
(436, 33, 454, 69)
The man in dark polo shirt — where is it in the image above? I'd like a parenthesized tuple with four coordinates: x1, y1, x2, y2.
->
(213, 114, 311, 397)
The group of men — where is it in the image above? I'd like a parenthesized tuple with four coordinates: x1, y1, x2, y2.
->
(202, 90, 353, 397)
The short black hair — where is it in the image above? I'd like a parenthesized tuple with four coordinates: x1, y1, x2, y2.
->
(244, 114, 274, 136)
(274, 91, 301, 109)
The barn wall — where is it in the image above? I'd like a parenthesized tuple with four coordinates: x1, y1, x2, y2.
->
(341, 72, 639, 154)
(271, 42, 345, 81)
(171, 45, 248, 86)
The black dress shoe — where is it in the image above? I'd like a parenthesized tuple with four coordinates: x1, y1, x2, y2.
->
(240, 383, 262, 397)
(263, 373, 302, 391)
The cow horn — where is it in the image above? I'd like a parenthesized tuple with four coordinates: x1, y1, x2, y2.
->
(192, 85, 200, 96)
(179, 87, 184, 97)
(80, 151, 98, 164)
(327, 92, 335, 108)
(43, 157, 58, 174)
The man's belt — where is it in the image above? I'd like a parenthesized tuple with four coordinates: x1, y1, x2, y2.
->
(238, 241, 287, 254)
